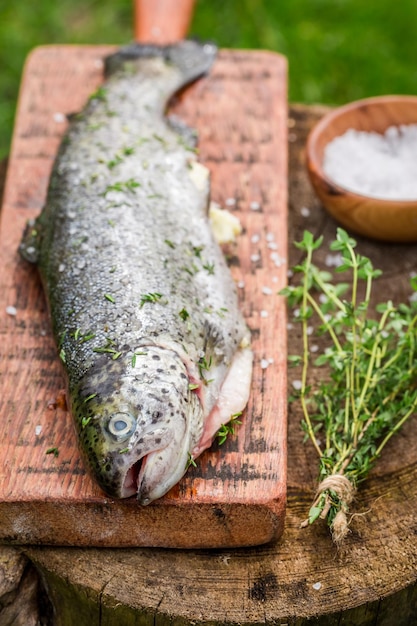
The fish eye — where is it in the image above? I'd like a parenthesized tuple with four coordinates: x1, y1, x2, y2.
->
(108, 412, 136, 441)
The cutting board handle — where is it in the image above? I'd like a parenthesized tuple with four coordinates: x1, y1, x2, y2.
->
(134, 0, 196, 43)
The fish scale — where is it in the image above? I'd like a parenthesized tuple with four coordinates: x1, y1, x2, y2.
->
(20, 40, 253, 504)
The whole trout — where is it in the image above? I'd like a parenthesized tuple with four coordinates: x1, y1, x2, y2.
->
(20, 41, 253, 504)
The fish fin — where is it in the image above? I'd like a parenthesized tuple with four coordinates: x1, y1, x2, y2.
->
(19, 217, 42, 264)
(105, 40, 217, 86)
(167, 39, 217, 85)
(167, 114, 198, 149)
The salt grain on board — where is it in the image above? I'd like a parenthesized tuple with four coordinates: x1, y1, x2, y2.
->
(250, 201, 261, 211)
(323, 124, 417, 200)
(5, 306, 17, 316)
(325, 253, 343, 268)
(300, 206, 311, 217)
(260, 310, 269, 318)
(53, 112, 66, 123)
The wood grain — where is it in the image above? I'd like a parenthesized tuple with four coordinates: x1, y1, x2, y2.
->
(0, 45, 288, 548)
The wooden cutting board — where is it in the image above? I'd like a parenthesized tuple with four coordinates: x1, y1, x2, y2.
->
(0, 44, 288, 548)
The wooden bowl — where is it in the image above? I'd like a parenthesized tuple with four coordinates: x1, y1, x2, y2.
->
(306, 95, 417, 242)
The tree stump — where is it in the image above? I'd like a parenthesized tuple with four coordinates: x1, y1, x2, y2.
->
(2, 105, 417, 624)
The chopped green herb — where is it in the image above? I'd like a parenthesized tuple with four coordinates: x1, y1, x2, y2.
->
(153, 133, 168, 145)
(81, 416, 92, 428)
(165, 239, 176, 249)
(188, 383, 199, 390)
(216, 413, 242, 445)
(46, 447, 59, 458)
(89, 86, 107, 102)
(83, 393, 97, 404)
(104, 293, 115, 303)
(59, 348, 66, 363)
(119, 447, 129, 454)
(107, 154, 123, 169)
(186, 453, 197, 469)
(192, 245, 204, 258)
(87, 122, 103, 131)
(179, 308, 189, 321)
(140, 292, 163, 307)
(198, 356, 213, 384)
(93, 338, 122, 360)
(131, 351, 147, 368)
(104, 179, 141, 195)
(203, 262, 215, 275)
(123, 146, 135, 156)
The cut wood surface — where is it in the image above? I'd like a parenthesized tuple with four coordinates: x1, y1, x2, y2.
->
(1, 104, 417, 625)
(0, 45, 288, 548)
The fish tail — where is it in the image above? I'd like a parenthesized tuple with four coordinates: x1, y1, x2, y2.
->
(105, 39, 217, 87)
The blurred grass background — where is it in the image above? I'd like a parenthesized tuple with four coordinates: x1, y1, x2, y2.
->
(1, 0, 417, 158)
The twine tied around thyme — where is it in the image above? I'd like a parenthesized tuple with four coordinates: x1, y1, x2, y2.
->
(301, 474, 356, 544)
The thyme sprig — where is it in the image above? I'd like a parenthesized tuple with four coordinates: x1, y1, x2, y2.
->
(281, 228, 417, 543)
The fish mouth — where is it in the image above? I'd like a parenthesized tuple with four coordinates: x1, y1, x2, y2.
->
(122, 458, 144, 498)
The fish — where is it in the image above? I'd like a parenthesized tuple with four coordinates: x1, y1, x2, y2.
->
(20, 40, 253, 505)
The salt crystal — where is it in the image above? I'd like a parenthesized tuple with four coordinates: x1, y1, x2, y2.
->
(300, 206, 311, 217)
(287, 322, 294, 330)
(237, 280, 245, 289)
(323, 124, 417, 200)
(250, 254, 261, 263)
(225, 197, 236, 207)
(35, 425, 42, 436)
(250, 201, 261, 211)
(260, 310, 269, 318)
(312, 582, 322, 591)
(325, 253, 343, 268)
(6, 306, 17, 316)
(262, 286, 273, 295)
(53, 112, 66, 123)
(307, 326, 314, 335)
(292, 379, 302, 390)
(260, 359, 270, 369)
(310, 344, 319, 353)
(266, 232, 275, 242)
(267, 241, 279, 250)
(251, 234, 261, 244)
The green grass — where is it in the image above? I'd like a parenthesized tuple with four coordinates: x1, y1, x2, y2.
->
(1, 0, 417, 158)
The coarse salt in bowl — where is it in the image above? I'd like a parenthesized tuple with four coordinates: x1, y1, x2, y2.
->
(306, 95, 417, 242)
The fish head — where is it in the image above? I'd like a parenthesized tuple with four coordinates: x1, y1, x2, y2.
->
(72, 346, 204, 503)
